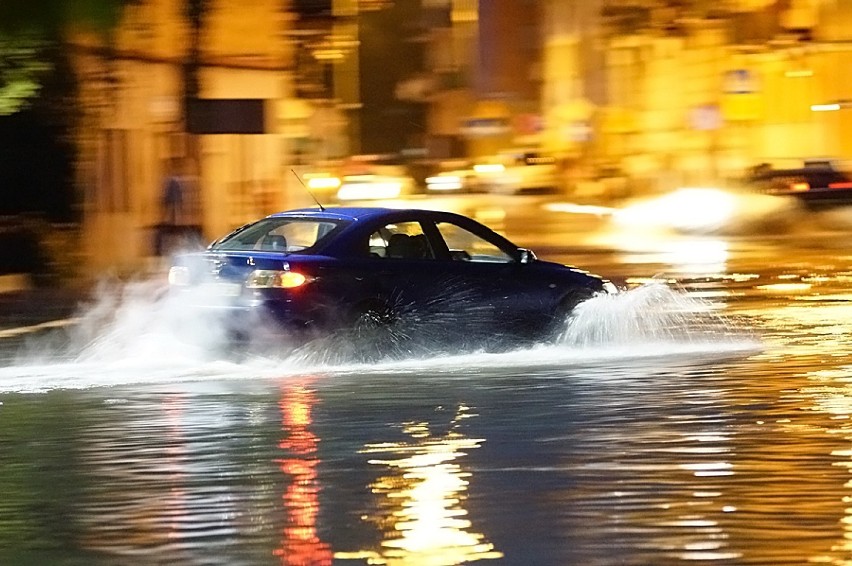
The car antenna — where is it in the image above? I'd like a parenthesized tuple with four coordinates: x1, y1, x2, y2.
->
(291, 168, 325, 211)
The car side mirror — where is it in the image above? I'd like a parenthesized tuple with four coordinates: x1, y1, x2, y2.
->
(517, 248, 536, 264)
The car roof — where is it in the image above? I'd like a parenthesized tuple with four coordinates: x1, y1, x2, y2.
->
(258, 206, 519, 257)
(266, 206, 457, 223)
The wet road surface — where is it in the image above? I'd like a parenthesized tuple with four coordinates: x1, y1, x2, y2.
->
(1, 194, 852, 564)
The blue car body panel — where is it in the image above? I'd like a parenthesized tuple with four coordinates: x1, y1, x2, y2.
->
(171, 207, 607, 344)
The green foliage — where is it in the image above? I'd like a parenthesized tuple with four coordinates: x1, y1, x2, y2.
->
(0, 0, 134, 115)
(0, 32, 51, 116)
(0, 0, 133, 35)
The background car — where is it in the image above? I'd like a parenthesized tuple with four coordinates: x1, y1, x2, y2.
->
(424, 159, 486, 194)
(486, 150, 561, 195)
(169, 207, 611, 357)
(745, 159, 852, 209)
(334, 154, 418, 201)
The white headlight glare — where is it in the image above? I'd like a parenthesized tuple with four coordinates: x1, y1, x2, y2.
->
(168, 266, 190, 286)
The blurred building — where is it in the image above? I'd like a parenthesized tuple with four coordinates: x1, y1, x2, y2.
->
(422, 1, 601, 170)
(596, 0, 852, 191)
(426, 0, 852, 195)
(422, 0, 560, 161)
(69, 0, 300, 274)
(68, 0, 437, 274)
(66, 1, 852, 273)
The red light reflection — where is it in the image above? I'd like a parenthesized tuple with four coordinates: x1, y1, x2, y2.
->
(273, 378, 332, 565)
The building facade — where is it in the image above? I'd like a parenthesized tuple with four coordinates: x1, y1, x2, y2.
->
(428, 0, 852, 195)
(68, 1, 852, 275)
(69, 0, 334, 275)
(595, 0, 852, 191)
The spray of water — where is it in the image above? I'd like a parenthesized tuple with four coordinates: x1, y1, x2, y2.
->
(610, 188, 809, 236)
(67, 278, 234, 365)
(557, 282, 747, 348)
(0, 277, 758, 393)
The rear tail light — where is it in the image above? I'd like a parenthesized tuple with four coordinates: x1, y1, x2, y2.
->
(246, 269, 310, 289)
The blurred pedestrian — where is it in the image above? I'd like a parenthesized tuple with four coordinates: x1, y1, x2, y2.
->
(161, 158, 185, 226)
(155, 158, 187, 256)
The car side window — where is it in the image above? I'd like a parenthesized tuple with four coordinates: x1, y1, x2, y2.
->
(435, 221, 513, 263)
(369, 221, 434, 260)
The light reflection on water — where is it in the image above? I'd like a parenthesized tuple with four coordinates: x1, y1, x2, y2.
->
(275, 378, 332, 565)
(5, 268, 852, 563)
(338, 404, 502, 564)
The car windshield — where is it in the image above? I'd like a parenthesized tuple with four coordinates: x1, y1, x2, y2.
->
(211, 217, 347, 253)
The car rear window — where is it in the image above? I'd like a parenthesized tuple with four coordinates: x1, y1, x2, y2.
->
(211, 218, 346, 253)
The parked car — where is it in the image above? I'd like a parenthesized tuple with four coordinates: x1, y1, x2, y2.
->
(488, 151, 560, 195)
(334, 154, 418, 201)
(336, 169, 417, 201)
(168, 207, 614, 357)
(424, 160, 481, 193)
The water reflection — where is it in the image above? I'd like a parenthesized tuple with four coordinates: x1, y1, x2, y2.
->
(736, 281, 852, 564)
(797, 364, 852, 565)
(608, 234, 730, 276)
(274, 377, 332, 564)
(568, 378, 742, 564)
(336, 404, 502, 564)
(737, 283, 852, 357)
(78, 394, 196, 559)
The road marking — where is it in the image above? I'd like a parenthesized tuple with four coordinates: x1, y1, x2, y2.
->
(0, 318, 79, 339)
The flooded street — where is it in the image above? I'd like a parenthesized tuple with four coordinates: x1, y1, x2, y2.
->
(2, 195, 852, 565)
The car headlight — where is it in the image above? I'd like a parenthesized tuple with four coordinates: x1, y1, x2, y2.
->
(603, 281, 619, 294)
(168, 266, 190, 286)
(246, 269, 310, 289)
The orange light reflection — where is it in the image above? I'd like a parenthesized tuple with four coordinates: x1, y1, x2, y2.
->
(273, 378, 332, 565)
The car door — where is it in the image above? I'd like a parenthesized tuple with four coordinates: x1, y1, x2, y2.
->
(330, 214, 563, 346)
(421, 218, 560, 340)
(360, 219, 457, 320)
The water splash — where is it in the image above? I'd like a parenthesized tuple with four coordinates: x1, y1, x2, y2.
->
(67, 278, 234, 365)
(0, 279, 759, 394)
(610, 188, 807, 236)
(558, 282, 747, 348)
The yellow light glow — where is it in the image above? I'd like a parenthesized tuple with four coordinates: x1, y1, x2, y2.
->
(613, 188, 736, 233)
(246, 269, 308, 289)
(473, 163, 505, 174)
(312, 49, 345, 61)
(756, 283, 812, 292)
(426, 175, 463, 191)
(341, 407, 502, 563)
(812, 103, 841, 112)
(306, 176, 341, 190)
(608, 235, 730, 276)
(545, 202, 615, 217)
(626, 277, 677, 286)
(337, 180, 403, 200)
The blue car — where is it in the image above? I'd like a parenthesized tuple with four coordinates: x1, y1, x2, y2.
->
(168, 207, 614, 356)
